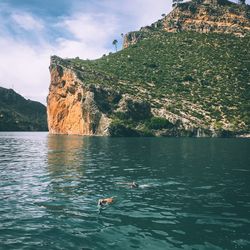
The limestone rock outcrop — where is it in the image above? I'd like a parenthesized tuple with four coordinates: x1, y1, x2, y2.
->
(48, 57, 112, 135)
(164, 0, 250, 36)
(47, 56, 152, 136)
(47, 0, 249, 137)
(124, 0, 250, 48)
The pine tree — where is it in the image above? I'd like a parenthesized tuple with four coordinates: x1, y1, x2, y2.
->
(112, 39, 118, 52)
(172, 0, 183, 8)
(238, 0, 246, 4)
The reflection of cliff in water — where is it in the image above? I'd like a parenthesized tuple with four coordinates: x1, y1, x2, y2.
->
(47, 134, 85, 168)
(47, 135, 87, 195)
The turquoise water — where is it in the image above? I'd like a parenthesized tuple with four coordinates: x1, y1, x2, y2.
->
(0, 132, 250, 250)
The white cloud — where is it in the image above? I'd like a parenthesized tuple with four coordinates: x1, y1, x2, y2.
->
(0, 37, 50, 104)
(4, 0, 235, 104)
(0, 10, 120, 104)
(101, 0, 172, 31)
(11, 13, 44, 31)
(54, 12, 119, 58)
(56, 39, 106, 59)
(58, 13, 118, 46)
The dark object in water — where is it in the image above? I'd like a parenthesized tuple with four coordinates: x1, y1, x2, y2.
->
(98, 197, 114, 207)
(131, 181, 139, 188)
(116, 181, 139, 188)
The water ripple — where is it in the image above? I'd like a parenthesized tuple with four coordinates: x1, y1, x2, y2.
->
(0, 133, 250, 249)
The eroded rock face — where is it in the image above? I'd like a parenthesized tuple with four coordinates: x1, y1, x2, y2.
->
(47, 59, 113, 135)
(123, 33, 143, 49)
(47, 55, 243, 137)
(163, 1, 250, 36)
(124, 1, 250, 48)
(47, 57, 156, 136)
(116, 94, 151, 121)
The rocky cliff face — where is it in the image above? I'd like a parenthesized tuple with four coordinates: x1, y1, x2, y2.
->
(47, 57, 152, 136)
(47, 0, 250, 137)
(164, 0, 250, 35)
(48, 57, 111, 135)
(124, 0, 250, 48)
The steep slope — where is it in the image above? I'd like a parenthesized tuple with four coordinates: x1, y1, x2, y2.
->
(124, 0, 250, 48)
(47, 0, 250, 137)
(163, 0, 250, 36)
(0, 87, 48, 131)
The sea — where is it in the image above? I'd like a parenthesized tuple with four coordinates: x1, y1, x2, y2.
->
(0, 132, 249, 250)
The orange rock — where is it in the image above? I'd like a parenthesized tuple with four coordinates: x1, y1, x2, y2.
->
(47, 61, 111, 136)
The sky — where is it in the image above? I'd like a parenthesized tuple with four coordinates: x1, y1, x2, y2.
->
(0, 0, 248, 104)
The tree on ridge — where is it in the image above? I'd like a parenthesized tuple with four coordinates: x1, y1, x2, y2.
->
(112, 39, 118, 52)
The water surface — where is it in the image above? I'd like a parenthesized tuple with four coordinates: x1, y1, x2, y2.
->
(0, 132, 250, 249)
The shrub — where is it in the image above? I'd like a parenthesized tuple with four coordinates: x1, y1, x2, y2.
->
(147, 117, 174, 130)
(114, 112, 129, 120)
(109, 119, 140, 137)
(183, 75, 194, 81)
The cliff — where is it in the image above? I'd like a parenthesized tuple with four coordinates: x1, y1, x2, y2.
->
(124, 0, 250, 48)
(47, 57, 152, 136)
(164, 0, 250, 36)
(0, 87, 48, 131)
(47, 0, 250, 137)
(47, 58, 113, 135)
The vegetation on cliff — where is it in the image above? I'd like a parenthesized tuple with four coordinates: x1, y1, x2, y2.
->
(49, 0, 250, 137)
(0, 87, 48, 131)
(124, 0, 250, 40)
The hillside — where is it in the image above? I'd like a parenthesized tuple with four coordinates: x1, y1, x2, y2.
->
(47, 0, 250, 137)
(124, 0, 250, 48)
(0, 87, 48, 131)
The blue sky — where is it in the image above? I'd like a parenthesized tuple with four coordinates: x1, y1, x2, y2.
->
(0, 0, 248, 103)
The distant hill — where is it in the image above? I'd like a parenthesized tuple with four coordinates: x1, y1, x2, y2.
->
(0, 87, 48, 131)
(47, 0, 250, 137)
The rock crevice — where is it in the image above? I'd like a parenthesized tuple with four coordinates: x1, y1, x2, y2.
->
(47, 58, 120, 135)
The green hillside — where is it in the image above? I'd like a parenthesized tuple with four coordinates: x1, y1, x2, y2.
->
(0, 87, 48, 131)
(59, 30, 249, 135)
(49, 0, 250, 137)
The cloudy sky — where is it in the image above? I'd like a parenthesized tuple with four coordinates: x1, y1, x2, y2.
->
(0, 0, 248, 104)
